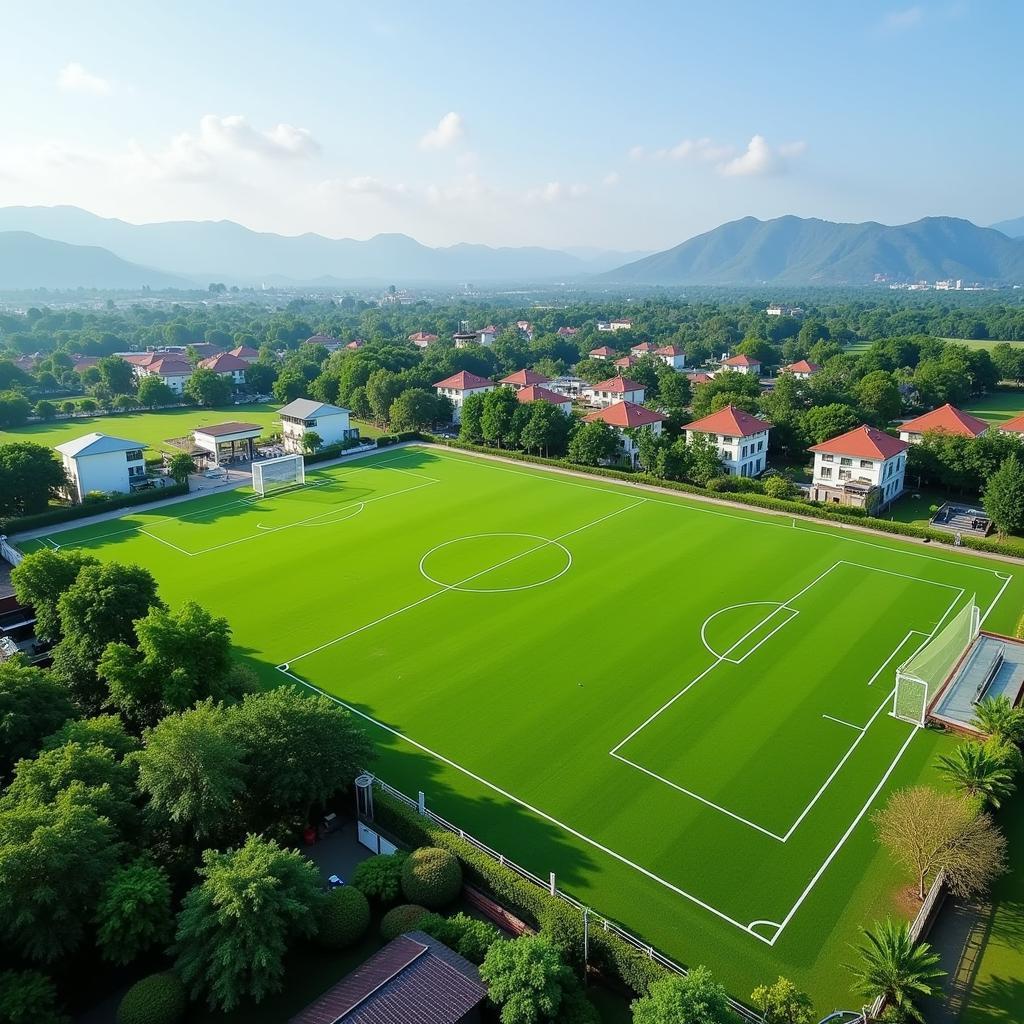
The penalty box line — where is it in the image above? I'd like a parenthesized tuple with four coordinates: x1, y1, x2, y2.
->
(279, 497, 648, 670)
(276, 665, 775, 946)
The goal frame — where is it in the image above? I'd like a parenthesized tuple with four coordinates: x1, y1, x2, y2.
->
(252, 453, 306, 497)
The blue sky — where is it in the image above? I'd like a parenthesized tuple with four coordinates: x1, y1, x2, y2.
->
(0, 0, 1020, 250)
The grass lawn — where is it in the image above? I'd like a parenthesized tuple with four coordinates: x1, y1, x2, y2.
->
(0, 403, 285, 457)
(963, 388, 1024, 425)
(14, 447, 1024, 1014)
(940, 338, 1024, 352)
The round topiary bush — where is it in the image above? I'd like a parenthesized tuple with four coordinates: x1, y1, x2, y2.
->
(317, 885, 371, 949)
(116, 973, 187, 1024)
(380, 903, 429, 941)
(352, 852, 407, 904)
(400, 847, 462, 909)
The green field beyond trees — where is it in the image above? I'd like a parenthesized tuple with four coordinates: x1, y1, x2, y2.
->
(16, 447, 1024, 1011)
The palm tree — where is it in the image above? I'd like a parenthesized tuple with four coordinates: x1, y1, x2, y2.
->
(971, 695, 1024, 745)
(848, 919, 945, 1022)
(936, 741, 1017, 808)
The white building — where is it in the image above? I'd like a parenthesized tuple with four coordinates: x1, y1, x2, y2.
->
(897, 404, 988, 444)
(766, 305, 804, 318)
(476, 326, 499, 346)
(597, 318, 633, 332)
(584, 376, 646, 408)
(779, 360, 820, 379)
(589, 346, 617, 361)
(719, 354, 761, 376)
(409, 332, 439, 348)
(55, 432, 147, 503)
(433, 370, 496, 424)
(277, 398, 356, 453)
(583, 401, 665, 467)
(630, 342, 658, 357)
(516, 385, 573, 416)
(131, 353, 193, 394)
(499, 369, 551, 391)
(199, 352, 248, 386)
(809, 424, 908, 510)
(654, 345, 686, 371)
(192, 422, 264, 467)
(684, 405, 771, 478)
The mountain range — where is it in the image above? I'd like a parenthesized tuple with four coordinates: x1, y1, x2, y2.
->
(0, 205, 645, 286)
(991, 216, 1024, 239)
(0, 205, 1023, 290)
(598, 215, 1024, 286)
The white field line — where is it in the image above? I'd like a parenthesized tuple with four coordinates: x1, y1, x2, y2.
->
(609, 562, 841, 757)
(138, 529, 194, 557)
(424, 449, 1010, 580)
(36, 451, 425, 548)
(727, 608, 800, 664)
(836, 558, 963, 592)
(277, 666, 773, 945)
(981, 572, 1013, 625)
(279, 497, 647, 670)
(867, 631, 927, 686)
(821, 714, 864, 731)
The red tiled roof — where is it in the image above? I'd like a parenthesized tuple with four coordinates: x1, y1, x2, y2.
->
(228, 346, 259, 359)
(655, 345, 686, 356)
(722, 354, 760, 367)
(500, 368, 550, 387)
(589, 346, 616, 357)
(306, 334, 340, 345)
(899, 404, 988, 438)
(613, 355, 638, 368)
(122, 352, 157, 366)
(591, 376, 644, 393)
(199, 353, 249, 373)
(686, 405, 771, 437)
(345, 339, 364, 349)
(433, 370, 495, 390)
(146, 356, 192, 376)
(584, 401, 665, 428)
(409, 332, 439, 342)
(611, 318, 632, 325)
(687, 372, 713, 384)
(998, 413, 1024, 434)
(810, 424, 908, 459)
(517, 385, 570, 406)
(557, 326, 579, 335)
(781, 360, 820, 374)
(631, 341, 657, 353)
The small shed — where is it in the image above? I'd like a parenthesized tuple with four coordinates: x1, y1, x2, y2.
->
(192, 422, 263, 466)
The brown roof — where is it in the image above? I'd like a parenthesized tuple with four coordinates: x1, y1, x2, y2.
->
(810, 424, 908, 459)
(500, 368, 550, 387)
(899, 404, 989, 438)
(199, 353, 249, 373)
(589, 346, 617, 357)
(613, 355, 638, 368)
(592, 376, 644, 393)
(433, 371, 495, 390)
(999, 413, 1024, 434)
(781, 359, 820, 374)
(584, 401, 665, 428)
(193, 422, 262, 438)
(687, 372, 713, 384)
(289, 932, 485, 1024)
(409, 332, 439, 342)
(146, 356, 192, 376)
(557, 326, 579, 335)
(631, 342, 657, 353)
(686, 405, 771, 436)
(655, 345, 686, 356)
(228, 346, 259, 359)
(722, 354, 760, 367)
(517, 385, 570, 406)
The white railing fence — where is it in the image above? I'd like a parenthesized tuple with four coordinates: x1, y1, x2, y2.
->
(0, 536, 24, 566)
(366, 775, 765, 1024)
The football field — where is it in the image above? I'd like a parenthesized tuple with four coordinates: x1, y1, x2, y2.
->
(17, 445, 1022, 1005)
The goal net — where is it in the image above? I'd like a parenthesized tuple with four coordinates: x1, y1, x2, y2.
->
(893, 598, 980, 726)
(252, 453, 305, 497)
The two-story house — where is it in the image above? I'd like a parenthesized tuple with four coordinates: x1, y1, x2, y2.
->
(684, 405, 771, 477)
(897, 404, 988, 444)
(583, 401, 665, 467)
(584, 376, 646, 408)
(809, 424, 908, 511)
(433, 371, 495, 424)
(55, 433, 147, 503)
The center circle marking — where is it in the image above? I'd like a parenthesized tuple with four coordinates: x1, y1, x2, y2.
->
(419, 532, 573, 593)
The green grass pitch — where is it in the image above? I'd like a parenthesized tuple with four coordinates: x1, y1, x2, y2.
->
(16, 446, 1024, 1010)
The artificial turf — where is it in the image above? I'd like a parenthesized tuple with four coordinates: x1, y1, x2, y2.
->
(16, 446, 1024, 1012)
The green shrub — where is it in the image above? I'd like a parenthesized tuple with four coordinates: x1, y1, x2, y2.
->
(352, 852, 407, 904)
(0, 970, 68, 1024)
(401, 846, 463, 908)
(316, 886, 371, 948)
(380, 903, 429, 941)
(116, 973, 187, 1024)
(418, 911, 502, 964)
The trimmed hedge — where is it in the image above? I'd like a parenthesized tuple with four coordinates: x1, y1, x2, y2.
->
(418, 911, 502, 964)
(3, 483, 189, 535)
(380, 903, 429, 941)
(316, 885, 371, 948)
(303, 438, 374, 465)
(422, 437, 1024, 561)
(401, 846, 462, 908)
(352, 851, 407, 904)
(116, 973, 187, 1024)
(372, 792, 665, 995)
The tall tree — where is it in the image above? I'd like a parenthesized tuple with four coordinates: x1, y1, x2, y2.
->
(984, 453, 1024, 537)
(0, 661, 75, 780)
(630, 966, 735, 1024)
(136, 376, 175, 408)
(518, 402, 572, 457)
(481, 388, 520, 448)
(167, 450, 196, 485)
(95, 858, 174, 965)
(936, 741, 1017, 808)
(458, 391, 485, 440)
(479, 934, 574, 1024)
(185, 368, 232, 406)
(0, 443, 67, 518)
(847, 919, 945, 1023)
(567, 420, 618, 466)
(173, 835, 324, 1011)
(750, 977, 814, 1024)
(10, 548, 99, 642)
(971, 695, 1024, 745)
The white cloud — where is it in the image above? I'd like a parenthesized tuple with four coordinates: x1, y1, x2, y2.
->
(419, 112, 465, 151)
(525, 181, 589, 203)
(667, 137, 735, 163)
(882, 5, 925, 30)
(603, 171, 621, 186)
(719, 135, 805, 177)
(627, 145, 646, 161)
(316, 175, 410, 199)
(57, 62, 113, 96)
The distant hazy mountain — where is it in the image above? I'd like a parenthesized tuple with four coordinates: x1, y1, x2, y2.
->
(602, 215, 1024, 286)
(991, 216, 1024, 239)
(0, 232, 189, 290)
(0, 205, 641, 284)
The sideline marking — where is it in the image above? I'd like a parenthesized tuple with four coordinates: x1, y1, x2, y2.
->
(822, 714, 864, 732)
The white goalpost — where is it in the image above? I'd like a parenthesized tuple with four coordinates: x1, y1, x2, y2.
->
(893, 598, 980, 727)
(252, 453, 305, 497)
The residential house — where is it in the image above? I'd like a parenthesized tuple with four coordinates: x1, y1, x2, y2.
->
(516, 385, 573, 415)
(198, 352, 248, 387)
(476, 325, 499, 346)
(597, 318, 633, 332)
(277, 398, 356, 453)
(55, 433, 147, 503)
(499, 369, 551, 391)
(780, 360, 820, 379)
(630, 341, 658, 357)
(998, 413, 1024, 438)
(684, 405, 771, 477)
(897, 404, 989, 443)
(584, 376, 646, 408)
(409, 332, 439, 348)
(228, 345, 260, 364)
(557, 326, 580, 337)
(135, 354, 192, 394)
(719, 354, 761, 376)
(654, 345, 686, 371)
(809, 424, 908, 510)
(434, 370, 496, 424)
(584, 401, 665, 467)
(589, 346, 617, 361)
